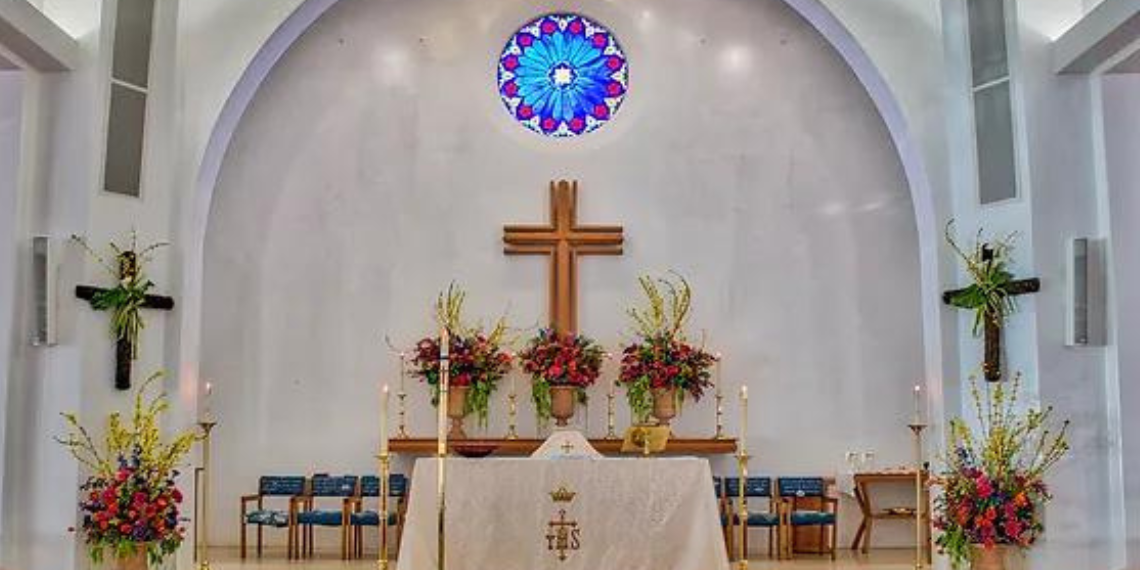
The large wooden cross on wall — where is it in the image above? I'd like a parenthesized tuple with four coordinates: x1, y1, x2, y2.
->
(941, 246, 1039, 382)
(75, 256, 175, 390)
(503, 180, 624, 334)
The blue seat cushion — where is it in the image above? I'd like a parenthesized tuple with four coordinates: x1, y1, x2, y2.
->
(245, 509, 289, 527)
(350, 510, 400, 526)
(791, 510, 836, 526)
(730, 511, 780, 527)
(296, 510, 345, 526)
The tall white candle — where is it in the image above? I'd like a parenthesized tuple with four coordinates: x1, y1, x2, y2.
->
(740, 385, 748, 454)
(912, 384, 922, 424)
(380, 384, 390, 455)
(202, 381, 214, 422)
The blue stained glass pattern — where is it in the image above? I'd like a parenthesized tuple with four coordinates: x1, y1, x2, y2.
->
(497, 14, 628, 138)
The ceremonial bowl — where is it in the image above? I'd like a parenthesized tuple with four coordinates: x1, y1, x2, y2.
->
(452, 441, 499, 458)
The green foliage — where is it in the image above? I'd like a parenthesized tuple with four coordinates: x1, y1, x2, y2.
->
(72, 232, 167, 359)
(56, 372, 201, 481)
(625, 375, 653, 424)
(945, 222, 1019, 336)
(627, 273, 693, 342)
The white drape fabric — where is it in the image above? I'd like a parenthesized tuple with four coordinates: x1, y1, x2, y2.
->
(396, 457, 729, 570)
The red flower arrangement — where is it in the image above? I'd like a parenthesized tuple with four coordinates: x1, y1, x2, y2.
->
(618, 275, 715, 422)
(409, 284, 512, 425)
(76, 453, 186, 564)
(56, 373, 200, 565)
(932, 374, 1069, 568)
(518, 328, 605, 421)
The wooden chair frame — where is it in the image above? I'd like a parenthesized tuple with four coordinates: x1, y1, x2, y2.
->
(724, 477, 790, 561)
(239, 477, 306, 559)
(289, 476, 356, 560)
(344, 489, 408, 559)
(778, 479, 839, 560)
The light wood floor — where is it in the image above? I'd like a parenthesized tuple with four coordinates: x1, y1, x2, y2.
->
(209, 546, 918, 569)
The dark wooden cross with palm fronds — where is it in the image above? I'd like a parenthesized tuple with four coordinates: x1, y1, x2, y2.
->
(75, 250, 174, 390)
(942, 245, 1039, 382)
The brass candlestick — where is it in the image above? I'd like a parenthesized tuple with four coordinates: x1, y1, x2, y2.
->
(908, 423, 928, 570)
(396, 390, 410, 439)
(378, 451, 392, 570)
(506, 392, 519, 440)
(714, 392, 726, 439)
(735, 449, 750, 569)
(605, 391, 618, 439)
(436, 328, 450, 570)
(197, 421, 217, 570)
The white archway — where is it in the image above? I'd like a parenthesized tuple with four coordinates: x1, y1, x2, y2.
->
(177, 0, 945, 426)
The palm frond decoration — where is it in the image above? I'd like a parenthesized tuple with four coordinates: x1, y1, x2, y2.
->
(944, 222, 1019, 337)
(72, 231, 168, 359)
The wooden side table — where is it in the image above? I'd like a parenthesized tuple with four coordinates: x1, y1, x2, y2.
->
(850, 471, 931, 560)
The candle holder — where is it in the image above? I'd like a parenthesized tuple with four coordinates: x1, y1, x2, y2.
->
(377, 451, 392, 570)
(908, 423, 928, 570)
(396, 390, 410, 439)
(506, 392, 519, 440)
(605, 392, 618, 440)
(714, 392, 726, 439)
(197, 421, 217, 570)
(436, 330, 450, 570)
(735, 448, 750, 569)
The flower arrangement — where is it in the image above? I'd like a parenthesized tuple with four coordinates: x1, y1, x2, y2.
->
(72, 232, 168, 360)
(944, 222, 1021, 338)
(55, 372, 201, 565)
(618, 274, 716, 423)
(933, 374, 1070, 568)
(518, 328, 605, 422)
(410, 284, 513, 426)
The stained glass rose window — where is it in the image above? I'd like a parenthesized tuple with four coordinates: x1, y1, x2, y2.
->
(497, 14, 628, 138)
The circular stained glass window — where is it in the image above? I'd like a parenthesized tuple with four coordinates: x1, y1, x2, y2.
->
(497, 14, 628, 138)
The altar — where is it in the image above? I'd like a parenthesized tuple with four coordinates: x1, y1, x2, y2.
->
(396, 457, 730, 570)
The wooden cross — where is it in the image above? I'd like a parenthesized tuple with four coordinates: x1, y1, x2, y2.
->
(503, 180, 624, 334)
(942, 246, 1039, 382)
(75, 252, 174, 390)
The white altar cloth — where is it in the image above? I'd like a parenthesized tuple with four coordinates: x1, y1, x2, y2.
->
(396, 457, 729, 570)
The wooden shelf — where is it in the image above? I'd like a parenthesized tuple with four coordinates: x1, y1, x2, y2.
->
(388, 437, 738, 456)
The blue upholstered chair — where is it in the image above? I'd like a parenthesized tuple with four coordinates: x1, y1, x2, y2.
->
(239, 475, 306, 558)
(346, 474, 409, 559)
(292, 475, 358, 560)
(776, 477, 838, 560)
(725, 477, 787, 559)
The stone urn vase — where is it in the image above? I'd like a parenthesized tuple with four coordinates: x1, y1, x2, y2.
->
(550, 385, 577, 427)
(971, 545, 1008, 570)
(651, 386, 679, 428)
(112, 548, 148, 570)
(447, 384, 469, 439)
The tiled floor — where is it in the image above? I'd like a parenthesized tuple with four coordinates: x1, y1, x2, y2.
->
(209, 546, 918, 569)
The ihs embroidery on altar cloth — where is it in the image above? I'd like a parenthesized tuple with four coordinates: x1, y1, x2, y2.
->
(546, 485, 581, 561)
